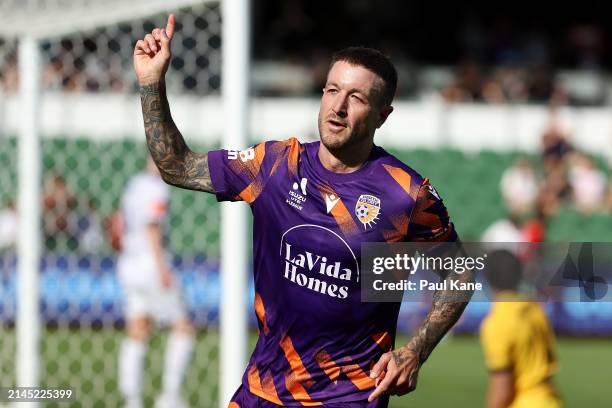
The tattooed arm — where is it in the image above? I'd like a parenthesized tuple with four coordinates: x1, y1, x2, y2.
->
(140, 82, 214, 193)
(133, 14, 214, 193)
(405, 261, 474, 363)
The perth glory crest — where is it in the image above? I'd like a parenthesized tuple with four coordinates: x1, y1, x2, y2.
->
(355, 194, 381, 229)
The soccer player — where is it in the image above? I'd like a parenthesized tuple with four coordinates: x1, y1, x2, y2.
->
(133, 15, 473, 407)
(117, 157, 195, 408)
(480, 250, 562, 408)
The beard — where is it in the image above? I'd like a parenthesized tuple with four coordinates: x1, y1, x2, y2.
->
(317, 111, 369, 152)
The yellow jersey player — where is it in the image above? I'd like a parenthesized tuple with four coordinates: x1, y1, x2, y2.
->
(480, 250, 562, 408)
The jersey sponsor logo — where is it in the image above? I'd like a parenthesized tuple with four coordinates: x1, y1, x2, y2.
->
(355, 194, 381, 230)
(279, 224, 360, 300)
(227, 147, 255, 162)
(286, 178, 308, 211)
(293, 177, 308, 195)
(325, 193, 340, 214)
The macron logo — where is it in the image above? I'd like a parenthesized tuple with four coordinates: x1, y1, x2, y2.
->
(325, 194, 341, 214)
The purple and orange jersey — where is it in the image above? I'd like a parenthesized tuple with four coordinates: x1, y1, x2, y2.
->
(208, 138, 457, 405)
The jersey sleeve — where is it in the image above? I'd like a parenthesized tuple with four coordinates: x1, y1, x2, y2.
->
(407, 178, 458, 242)
(207, 138, 297, 204)
(480, 317, 513, 372)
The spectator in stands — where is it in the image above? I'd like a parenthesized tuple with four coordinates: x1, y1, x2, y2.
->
(441, 60, 487, 103)
(481, 214, 523, 243)
(539, 119, 573, 215)
(43, 173, 78, 251)
(521, 201, 548, 243)
(527, 64, 567, 105)
(568, 153, 607, 214)
(493, 66, 529, 103)
(0, 199, 18, 251)
(542, 119, 573, 163)
(500, 157, 539, 215)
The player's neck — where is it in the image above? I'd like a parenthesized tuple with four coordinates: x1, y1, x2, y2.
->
(318, 140, 373, 174)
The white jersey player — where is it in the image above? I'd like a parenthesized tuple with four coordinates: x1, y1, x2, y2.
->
(117, 157, 194, 408)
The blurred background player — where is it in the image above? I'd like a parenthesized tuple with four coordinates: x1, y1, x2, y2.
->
(117, 156, 195, 408)
(481, 250, 562, 408)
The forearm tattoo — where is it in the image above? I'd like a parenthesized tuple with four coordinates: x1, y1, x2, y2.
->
(406, 256, 474, 364)
(140, 82, 214, 193)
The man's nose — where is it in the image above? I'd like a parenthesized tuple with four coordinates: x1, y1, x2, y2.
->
(332, 94, 348, 118)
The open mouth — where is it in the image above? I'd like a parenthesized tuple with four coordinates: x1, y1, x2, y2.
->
(327, 119, 347, 131)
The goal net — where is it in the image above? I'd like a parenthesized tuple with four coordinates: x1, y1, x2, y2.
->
(0, 1, 233, 406)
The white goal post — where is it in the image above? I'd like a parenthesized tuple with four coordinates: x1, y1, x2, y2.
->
(0, 1, 250, 407)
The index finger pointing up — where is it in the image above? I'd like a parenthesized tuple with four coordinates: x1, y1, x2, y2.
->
(166, 14, 176, 39)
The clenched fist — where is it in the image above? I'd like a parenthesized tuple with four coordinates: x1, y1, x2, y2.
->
(133, 14, 176, 85)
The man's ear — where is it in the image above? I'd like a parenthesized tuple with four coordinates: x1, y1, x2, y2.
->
(377, 105, 394, 128)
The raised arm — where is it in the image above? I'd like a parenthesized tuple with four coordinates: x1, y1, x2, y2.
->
(133, 14, 214, 193)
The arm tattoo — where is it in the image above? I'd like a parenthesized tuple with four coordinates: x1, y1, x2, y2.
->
(140, 81, 214, 193)
(406, 248, 474, 364)
(392, 349, 410, 368)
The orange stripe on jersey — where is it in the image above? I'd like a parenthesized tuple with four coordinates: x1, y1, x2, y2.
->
(286, 137, 300, 178)
(314, 349, 341, 384)
(261, 370, 283, 405)
(318, 185, 360, 237)
(269, 153, 285, 178)
(280, 335, 321, 405)
(248, 364, 264, 396)
(267, 139, 291, 177)
(284, 373, 322, 406)
(330, 200, 360, 236)
(371, 332, 392, 352)
(254, 292, 270, 335)
(232, 143, 267, 203)
(248, 364, 284, 405)
(382, 164, 415, 199)
(228, 402, 240, 408)
(237, 179, 264, 204)
(339, 357, 376, 391)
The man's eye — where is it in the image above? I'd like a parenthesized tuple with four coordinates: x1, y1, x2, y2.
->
(351, 95, 363, 102)
(326, 88, 338, 94)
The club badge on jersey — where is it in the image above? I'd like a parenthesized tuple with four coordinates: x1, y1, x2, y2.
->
(355, 194, 381, 230)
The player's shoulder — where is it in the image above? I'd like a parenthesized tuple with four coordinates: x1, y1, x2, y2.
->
(369, 145, 428, 200)
(373, 146, 426, 184)
(254, 137, 314, 174)
(258, 136, 308, 155)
